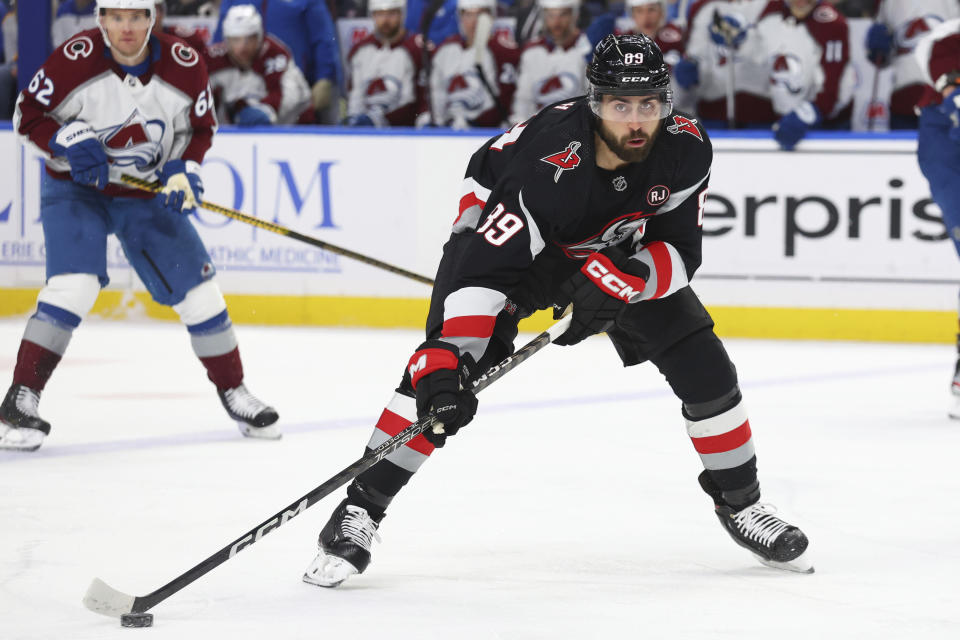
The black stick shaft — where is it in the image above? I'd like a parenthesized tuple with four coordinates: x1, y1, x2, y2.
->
(129, 319, 567, 613)
(120, 174, 434, 286)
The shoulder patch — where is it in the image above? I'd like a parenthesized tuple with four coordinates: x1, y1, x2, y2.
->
(540, 141, 582, 183)
(63, 35, 95, 61)
(172, 42, 200, 67)
(666, 114, 703, 141)
(813, 4, 839, 23)
(658, 25, 683, 44)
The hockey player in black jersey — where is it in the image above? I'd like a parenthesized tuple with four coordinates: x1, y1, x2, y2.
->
(303, 33, 813, 588)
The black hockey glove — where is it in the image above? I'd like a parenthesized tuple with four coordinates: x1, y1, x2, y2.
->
(552, 247, 649, 347)
(408, 340, 479, 448)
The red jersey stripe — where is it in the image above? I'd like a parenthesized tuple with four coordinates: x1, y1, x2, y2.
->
(375, 408, 436, 456)
(690, 421, 752, 454)
(441, 315, 497, 338)
(647, 241, 673, 299)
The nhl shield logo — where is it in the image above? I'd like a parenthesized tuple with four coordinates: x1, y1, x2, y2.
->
(541, 141, 582, 183)
(612, 176, 627, 192)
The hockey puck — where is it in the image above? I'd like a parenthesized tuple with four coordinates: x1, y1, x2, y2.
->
(120, 612, 154, 628)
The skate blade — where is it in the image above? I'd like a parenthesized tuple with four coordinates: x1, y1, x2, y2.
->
(237, 421, 282, 440)
(302, 552, 358, 588)
(0, 424, 45, 451)
(755, 550, 815, 574)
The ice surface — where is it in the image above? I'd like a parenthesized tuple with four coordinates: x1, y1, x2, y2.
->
(1, 320, 958, 639)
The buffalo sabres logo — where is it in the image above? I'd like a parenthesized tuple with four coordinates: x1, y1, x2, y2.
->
(64, 36, 94, 60)
(172, 42, 199, 67)
(666, 115, 702, 141)
(96, 110, 165, 171)
(612, 176, 627, 192)
(560, 210, 651, 259)
(541, 141, 581, 183)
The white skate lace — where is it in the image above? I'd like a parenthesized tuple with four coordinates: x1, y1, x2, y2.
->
(341, 505, 382, 550)
(223, 385, 267, 419)
(732, 503, 790, 548)
(16, 387, 41, 418)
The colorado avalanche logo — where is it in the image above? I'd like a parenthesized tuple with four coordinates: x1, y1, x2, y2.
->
(769, 53, 806, 95)
(541, 141, 581, 183)
(896, 16, 944, 55)
(560, 211, 651, 259)
(446, 70, 489, 113)
(172, 42, 199, 67)
(96, 110, 165, 171)
(536, 72, 580, 110)
(63, 36, 94, 60)
(364, 76, 403, 111)
(666, 115, 702, 141)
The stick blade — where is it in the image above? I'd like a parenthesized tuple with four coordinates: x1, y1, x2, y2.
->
(473, 12, 494, 64)
(83, 577, 136, 617)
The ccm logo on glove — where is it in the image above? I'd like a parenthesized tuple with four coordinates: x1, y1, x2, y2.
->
(583, 254, 646, 302)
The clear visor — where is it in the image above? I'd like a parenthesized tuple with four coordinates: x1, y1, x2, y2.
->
(588, 87, 673, 123)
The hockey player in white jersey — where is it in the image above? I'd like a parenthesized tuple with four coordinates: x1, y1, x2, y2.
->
(206, 4, 312, 126)
(509, 0, 593, 124)
(866, 0, 960, 129)
(1, 0, 279, 451)
(344, 0, 428, 127)
(426, 0, 519, 129)
(756, 0, 855, 150)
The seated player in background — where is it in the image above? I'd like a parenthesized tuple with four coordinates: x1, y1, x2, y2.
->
(510, 0, 593, 123)
(344, 0, 428, 127)
(1, 0, 279, 451)
(865, 0, 960, 129)
(425, 0, 519, 129)
(756, 0, 855, 150)
(207, 5, 313, 126)
(52, 0, 98, 47)
(914, 18, 960, 418)
(303, 33, 813, 589)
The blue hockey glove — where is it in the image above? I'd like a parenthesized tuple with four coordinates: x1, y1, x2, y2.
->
(710, 11, 747, 49)
(773, 102, 820, 151)
(233, 105, 273, 127)
(674, 58, 699, 89)
(408, 340, 478, 448)
(156, 159, 203, 215)
(939, 87, 960, 143)
(865, 23, 893, 68)
(49, 121, 109, 190)
(342, 113, 376, 127)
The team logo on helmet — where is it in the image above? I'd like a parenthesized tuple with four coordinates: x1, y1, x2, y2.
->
(666, 114, 702, 140)
(647, 185, 670, 206)
(541, 141, 582, 183)
(172, 42, 199, 67)
(96, 109, 165, 171)
(560, 210, 651, 259)
(64, 36, 95, 60)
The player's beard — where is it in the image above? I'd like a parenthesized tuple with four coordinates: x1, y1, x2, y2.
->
(596, 119, 660, 164)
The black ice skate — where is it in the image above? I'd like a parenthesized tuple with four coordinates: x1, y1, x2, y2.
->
(699, 472, 813, 574)
(217, 384, 280, 439)
(0, 384, 50, 452)
(303, 499, 383, 588)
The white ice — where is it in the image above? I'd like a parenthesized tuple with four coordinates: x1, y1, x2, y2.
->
(1, 319, 958, 639)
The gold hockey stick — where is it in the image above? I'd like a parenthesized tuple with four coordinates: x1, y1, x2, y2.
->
(120, 174, 434, 286)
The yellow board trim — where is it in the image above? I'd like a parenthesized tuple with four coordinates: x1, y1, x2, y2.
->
(0, 288, 953, 343)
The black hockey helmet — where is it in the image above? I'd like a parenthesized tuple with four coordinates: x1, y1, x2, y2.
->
(586, 33, 673, 122)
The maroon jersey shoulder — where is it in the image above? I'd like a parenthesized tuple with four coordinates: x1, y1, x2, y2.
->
(656, 22, 685, 53)
(521, 37, 551, 54)
(39, 29, 113, 104)
(806, 2, 848, 39)
(262, 34, 294, 60)
(489, 32, 520, 63)
(348, 33, 379, 61)
(153, 30, 209, 95)
(758, 0, 787, 21)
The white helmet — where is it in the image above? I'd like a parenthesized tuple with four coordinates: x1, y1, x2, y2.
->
(368, 0, 406, 13)
(96, 0, 157, 57)
(458, 0, 496, 11)
(538, 0, 580, 10)
(625, 0, 665, 9)
(222, 4, 264, 39)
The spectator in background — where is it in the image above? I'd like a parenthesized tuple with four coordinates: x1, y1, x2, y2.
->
(166, 0, 220, 14)
(52, 0, 97, 46)
(207, 4, 313, 125)
(215, 1, 341, 123)
(865, 0, 959, 129)
(0, 0, 14, 119)
(426, 0, 518, 128)
(345, 0, 427, 126)
(757, 0, 854, 149)
(154, 0, 208, 51)
(510, 0, 591, 123)
(406, 0, 461, 44)
(674, 0, 774, 129)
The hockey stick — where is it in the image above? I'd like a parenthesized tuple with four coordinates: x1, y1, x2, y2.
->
(471, 11, 510, 125)
(82, 313, 573, 620)
(119, 174, 434, 286)
(712, 9, 737, 130)
(420, 0, 447, 126)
